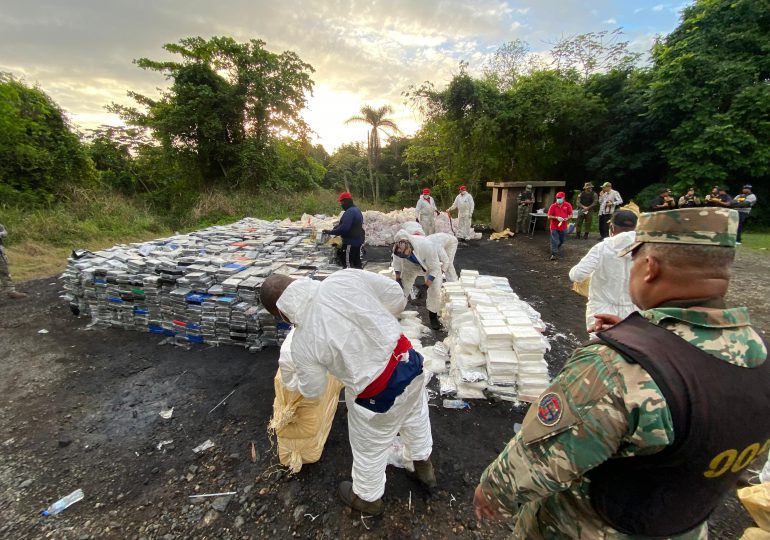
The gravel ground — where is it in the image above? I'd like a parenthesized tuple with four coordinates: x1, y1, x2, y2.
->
(0, 231, 766, 539)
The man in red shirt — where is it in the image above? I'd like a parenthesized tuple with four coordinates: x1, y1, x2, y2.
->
(547, 191, 573, 260)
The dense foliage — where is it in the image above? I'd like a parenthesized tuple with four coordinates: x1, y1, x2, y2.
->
(1, 1, 767, 226)
(0, 73, 97, 205)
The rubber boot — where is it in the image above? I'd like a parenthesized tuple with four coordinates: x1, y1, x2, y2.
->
(408, 458, 438, 491)
(583, 232, 589, 240)
(338, 481, 383, 515)
(428, 311, 441, 330)
(6, 290, 27, 300)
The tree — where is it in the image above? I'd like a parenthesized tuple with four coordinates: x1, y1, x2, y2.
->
(325, 143, 369, 198)
(345, 104, 401, 202)
(111, 36, 315, 188)
(549, 29, 641, 80)
(483, 39, 541, 91)
(0, 73, 96, 205)
(647, 0, 770, 204)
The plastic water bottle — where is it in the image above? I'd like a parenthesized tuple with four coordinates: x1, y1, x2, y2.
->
(41, 488, 84, 517)
(442, 399, 470, 409)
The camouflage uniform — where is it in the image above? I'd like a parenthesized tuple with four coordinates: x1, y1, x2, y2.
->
(0, 224, 17, 294)
(517, 188, 535, 234)
(478, 208, 767, 539)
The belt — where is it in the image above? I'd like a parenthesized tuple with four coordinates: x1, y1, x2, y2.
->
(358, 334, 412, 399)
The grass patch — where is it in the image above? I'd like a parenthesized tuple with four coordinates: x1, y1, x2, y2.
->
(740, 231, 770, 252)
(1, 188, 398, 282)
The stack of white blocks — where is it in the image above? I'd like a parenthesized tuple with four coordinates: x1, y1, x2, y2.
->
(436, 269, 551, 402)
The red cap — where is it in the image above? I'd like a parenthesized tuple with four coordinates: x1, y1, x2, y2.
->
(556, 191, 566, 198)
(459, 185, 466, 191)
(337, 191, 353, 202)
(422, 188, 430, 195)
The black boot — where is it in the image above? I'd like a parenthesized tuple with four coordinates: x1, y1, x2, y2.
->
(338, 481, 383, 515)
(583, 232, 589, 240)
(407, 457, 438, 491)
(428, 311, 441, 330)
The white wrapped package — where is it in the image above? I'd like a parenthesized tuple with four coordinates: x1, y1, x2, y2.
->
(361, 208, 479, 246)
(457, 324, 481, 347)
(439, 373, 457, 395)
(459, 367, 488, 383)
(455, 348, 487, 369)
(475, 276, 496, 289)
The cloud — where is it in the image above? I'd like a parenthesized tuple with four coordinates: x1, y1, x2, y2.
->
(0, 0, 684, 150)
(652, 4, 666, 12)
(603, 18, 617, 25)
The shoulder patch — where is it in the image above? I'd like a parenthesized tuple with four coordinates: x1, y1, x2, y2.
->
(521, 383, 582, 445)
(537, 393, 563, 426)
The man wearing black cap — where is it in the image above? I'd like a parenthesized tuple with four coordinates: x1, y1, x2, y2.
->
(323, 192, 365, 268)
(651, 187, 676, 211)
(732, 184, 757, 245)
(568, 210, 638, 331)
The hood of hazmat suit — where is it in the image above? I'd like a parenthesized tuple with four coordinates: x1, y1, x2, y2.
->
(276, 269, 407, 399)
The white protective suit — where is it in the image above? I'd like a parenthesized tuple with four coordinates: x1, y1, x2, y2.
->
(391, 230, 444, 313)
(415, 195, 438, 235)
(396, 223, 457, 282)
(427, 232, 458, 282)
(568, 230, 639, 330)
(276, 269, 433, 502)
(448, 191, 475, 240)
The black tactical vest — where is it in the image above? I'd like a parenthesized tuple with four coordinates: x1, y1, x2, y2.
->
(588, 312, 770, 537)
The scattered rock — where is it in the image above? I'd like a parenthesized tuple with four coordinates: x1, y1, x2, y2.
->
(234, 515, 245, 528)
(18, 479, 32, 489)
(211, 496, 232, 513)
(200, 509, 219, 527)
(293, 505, 308, 522)
(279, 482, 300, 507)
(58, 435, 73, 448)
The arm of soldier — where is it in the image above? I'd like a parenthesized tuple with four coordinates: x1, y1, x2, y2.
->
(476, 347, 630, 513)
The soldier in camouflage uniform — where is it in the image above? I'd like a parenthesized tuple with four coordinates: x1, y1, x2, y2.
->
(0, 224, 27, 300)
(474, 207, 769, 539)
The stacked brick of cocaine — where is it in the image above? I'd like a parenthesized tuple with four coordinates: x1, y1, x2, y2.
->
(61, 218, 340, 352)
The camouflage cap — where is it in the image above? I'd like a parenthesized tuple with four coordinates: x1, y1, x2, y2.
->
(618, 207, 738, 256)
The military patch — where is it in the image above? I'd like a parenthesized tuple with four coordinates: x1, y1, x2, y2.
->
(537, 393, 563, 426)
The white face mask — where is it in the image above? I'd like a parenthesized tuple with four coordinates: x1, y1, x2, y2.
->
(557, 198, 564, 204)
(423, 195, 430, 199)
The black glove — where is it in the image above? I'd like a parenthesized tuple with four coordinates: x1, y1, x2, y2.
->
(395, 277, 403, 288)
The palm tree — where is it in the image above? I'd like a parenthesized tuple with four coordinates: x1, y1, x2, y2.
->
(345, 104, 400, 203)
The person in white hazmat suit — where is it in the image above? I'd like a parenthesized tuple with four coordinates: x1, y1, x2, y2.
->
(446, 185, 475, 240)
(391, 230, 444, 330)
(415, 188, 439, 235)
(260, 270, 436, 516)
(568, 210, 639, 331)
(396, 223, 459, 283)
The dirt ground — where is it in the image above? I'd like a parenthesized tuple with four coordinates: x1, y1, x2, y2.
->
(1, 231, 768, 540)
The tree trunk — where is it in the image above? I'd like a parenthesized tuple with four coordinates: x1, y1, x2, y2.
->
(367, 131, 375, 202)
(343, 170, 350, 193)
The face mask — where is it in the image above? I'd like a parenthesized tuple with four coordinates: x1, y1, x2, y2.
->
(423, 195, 430, 199)
(557, 198, 564, 204)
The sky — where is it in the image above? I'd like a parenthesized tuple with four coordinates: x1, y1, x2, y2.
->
(0, 1, 690, 152)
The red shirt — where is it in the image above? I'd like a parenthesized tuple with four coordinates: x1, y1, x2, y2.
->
(547, 202, 573, 231)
